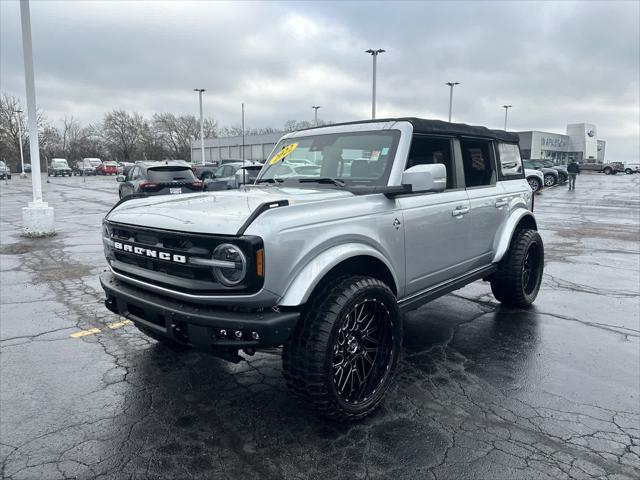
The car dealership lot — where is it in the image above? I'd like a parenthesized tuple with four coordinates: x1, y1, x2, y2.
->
(1, 174, 638, 479)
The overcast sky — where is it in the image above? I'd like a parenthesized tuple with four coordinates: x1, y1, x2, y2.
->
(1, 0, 638, 160)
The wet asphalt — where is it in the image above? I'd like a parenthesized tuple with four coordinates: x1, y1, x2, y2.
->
(0, 173, 638, 480)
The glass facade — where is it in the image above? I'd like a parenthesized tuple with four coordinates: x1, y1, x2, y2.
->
(539, 150, 582, 165)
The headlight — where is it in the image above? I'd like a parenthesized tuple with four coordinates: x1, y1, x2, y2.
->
(212, 243, 247, 286)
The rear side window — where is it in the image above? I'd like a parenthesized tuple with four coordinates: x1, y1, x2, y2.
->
(147, 167, 196, 182)
(497, 143, 524, 179)
(460, 139, 496, 188)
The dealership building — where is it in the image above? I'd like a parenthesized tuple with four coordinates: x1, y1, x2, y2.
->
(517, 123, 606, 165)
(191, 132, 282, 163)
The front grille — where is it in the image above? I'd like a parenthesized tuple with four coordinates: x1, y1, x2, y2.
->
(104, 221, 263, 295)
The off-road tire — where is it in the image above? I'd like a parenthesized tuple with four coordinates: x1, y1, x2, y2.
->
(283, 275, 402, 421)
(135, 323, 190, 350)
(490, 229, 544, 307)
(625, 168, 633, 175)
(604, 167, 612, 175)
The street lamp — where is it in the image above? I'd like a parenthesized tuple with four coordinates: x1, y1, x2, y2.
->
(312, 106, 321, 126)
(193, 88, 206, 165)
(445, 82, 460, 122)
(15, 109, 26, 178)
(502, 105, 512, 130)
(365, 49, 385, 119)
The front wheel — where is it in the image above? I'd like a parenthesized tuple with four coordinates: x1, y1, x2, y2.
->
(625, 169, 633, 175)
(283, 276, 402, 421)
(490, 229, 544, 307)
(527, 177, 542, 192)
(543, 174, 556, 187)
(557, 172, 567, 183)
(604, 167, 612, 175)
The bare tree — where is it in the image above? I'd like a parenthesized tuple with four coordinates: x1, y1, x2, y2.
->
(97, 110, 146, 161)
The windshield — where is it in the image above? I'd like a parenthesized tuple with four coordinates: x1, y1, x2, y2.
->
(258, 130, 400, 187)
(147, 166, 196, 182)
(88, 159, 102, 166)
(104, 162, 117, 167)
(52, 160, 68, 167)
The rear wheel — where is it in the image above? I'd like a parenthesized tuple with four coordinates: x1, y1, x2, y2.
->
(604, 167, 612, 175)
(625, 168, 633, 174)
(527, 177, 542, 192)
(283, 276, 401, 421)
(543, 174, 555, 187)
(557, 172, 567, 183)
(490, 229, 544, 307)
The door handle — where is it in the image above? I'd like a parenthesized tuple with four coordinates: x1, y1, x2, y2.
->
(495, 198, 509, 208)
(452, 206, 470, 217)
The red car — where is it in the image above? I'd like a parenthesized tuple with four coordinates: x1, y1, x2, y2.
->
(97, 161, 118, 175)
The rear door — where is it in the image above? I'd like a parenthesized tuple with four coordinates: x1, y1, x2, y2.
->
(458, 138, 507, 269)
(397, 135, 472, 296)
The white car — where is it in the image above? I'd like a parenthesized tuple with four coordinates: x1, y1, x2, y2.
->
(525, 168, 544, 192)
(623, 162, 640, 174)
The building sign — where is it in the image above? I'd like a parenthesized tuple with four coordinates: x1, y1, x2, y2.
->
(540, 137, 567, 149)
(587, 129, 595, 137)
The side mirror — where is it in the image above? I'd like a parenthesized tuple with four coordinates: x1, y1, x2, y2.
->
(116, 175, 125, 182)
(401, 164, 447, 193)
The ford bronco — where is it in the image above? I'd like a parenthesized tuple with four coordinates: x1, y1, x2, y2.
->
(100, 118, 544, 420)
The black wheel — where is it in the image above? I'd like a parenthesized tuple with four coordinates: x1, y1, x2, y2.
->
(625, 168, 633, 175)
(527, 177, 542, 192)
(134, 324, 190, 350)
(490, 229, 544, 307)
(283, 276, 401, 421)
(557, 172, 567, 183)
(543, 174, 555, 187)
(604, 167, 612, 175)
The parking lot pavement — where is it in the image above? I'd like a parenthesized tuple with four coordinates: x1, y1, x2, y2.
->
(1, 173, 638, 480)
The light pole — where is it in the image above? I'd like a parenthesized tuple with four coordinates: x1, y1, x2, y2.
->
(20, 0, 54, 236)
(446, 82, 460, 122)
(365, 49, 385, 119)
(502, 105, 512, 130)
(15, 109, 26, 178)
(194, 88, 206, 165)
(312, 106, 321, 126)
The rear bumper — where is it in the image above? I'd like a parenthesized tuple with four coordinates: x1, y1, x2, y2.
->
(100, 271, 299, 350)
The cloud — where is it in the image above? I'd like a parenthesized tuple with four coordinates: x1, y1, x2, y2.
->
(1, 0, 638, 160)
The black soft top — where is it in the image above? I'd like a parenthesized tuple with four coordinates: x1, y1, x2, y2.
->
(301, 117, 519, 143)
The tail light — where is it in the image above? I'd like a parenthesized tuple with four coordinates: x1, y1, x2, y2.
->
(191, 180, 203, 189)
(139, 181, 159, 190)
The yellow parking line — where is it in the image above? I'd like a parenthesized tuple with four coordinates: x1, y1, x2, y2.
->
(107, 319, 132, 329)
(70, 328, 101, 338)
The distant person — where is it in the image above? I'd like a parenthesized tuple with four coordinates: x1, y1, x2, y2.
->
(567, 160, 580, 190)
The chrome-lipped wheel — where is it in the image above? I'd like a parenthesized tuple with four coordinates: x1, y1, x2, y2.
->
(332, 299, 393, 405)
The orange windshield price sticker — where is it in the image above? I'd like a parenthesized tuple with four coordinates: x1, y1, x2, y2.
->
(269, 143, 298, 165)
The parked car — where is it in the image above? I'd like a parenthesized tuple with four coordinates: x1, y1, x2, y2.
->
(203, 162, 263, 191)
(101, 117, 543, 421)
(119, 162, 135, 176)
(97, 161, 118, 175)
(0, 160, 11, 180)
(73, 159, 98, 176)
(192, 159, 243, 180)
(24, 163, 31, 173)
(623, 162, 640, 174)
(540, 161, 568, 183)
(48, 158, 72, 177)
(116, 161, 204, 199)
(525, 168, 544, 192)
(523, 160, 558, 187)
(580, 162, 624, 175)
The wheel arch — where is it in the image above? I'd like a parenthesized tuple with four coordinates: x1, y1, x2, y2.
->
(492, 210, 538, 264)
(278, 245, 399, 307)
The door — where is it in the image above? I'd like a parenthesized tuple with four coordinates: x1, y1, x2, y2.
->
(398, 135, 472, 296)
(123, 166, 139, 196)
(458, 138, 507, 269)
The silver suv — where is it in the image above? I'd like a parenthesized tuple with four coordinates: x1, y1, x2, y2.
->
(100, 118, 544, 421)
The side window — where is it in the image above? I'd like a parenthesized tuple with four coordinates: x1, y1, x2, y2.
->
(497, 143, 523, 179)
(127, 166, 137, 181)
(406, 136, 455, 189)
(460, 139, 496, 188)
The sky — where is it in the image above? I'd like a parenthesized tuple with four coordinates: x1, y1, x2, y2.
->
(1, 0, 638, 161)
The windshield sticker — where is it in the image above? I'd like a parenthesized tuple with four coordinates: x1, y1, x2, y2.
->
(381, 147, 389, 155)
(269, 143, 299, 165)
(370, 150, 381, 161)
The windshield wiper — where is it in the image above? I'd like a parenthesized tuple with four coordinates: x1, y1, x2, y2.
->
(298, 177, 346, 187)
(256, 177, 284, 184)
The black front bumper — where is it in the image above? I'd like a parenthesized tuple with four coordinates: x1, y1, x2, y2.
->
(100, 271, 299, 350)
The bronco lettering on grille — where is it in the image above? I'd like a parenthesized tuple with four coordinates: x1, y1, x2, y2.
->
(113, 241, 187, 264)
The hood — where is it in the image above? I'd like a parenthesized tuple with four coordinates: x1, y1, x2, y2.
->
(107, 186, 354, 235)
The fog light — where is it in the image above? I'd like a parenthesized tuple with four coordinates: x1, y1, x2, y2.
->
(251, 332, 259, 340)
(219, 329, 227, 337)
(234, 330, 243, 339)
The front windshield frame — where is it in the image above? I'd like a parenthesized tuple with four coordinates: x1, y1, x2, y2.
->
(257, 129, 401, 189)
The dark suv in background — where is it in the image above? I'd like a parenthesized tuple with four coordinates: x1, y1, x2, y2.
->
(116, 161, 203, 199)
